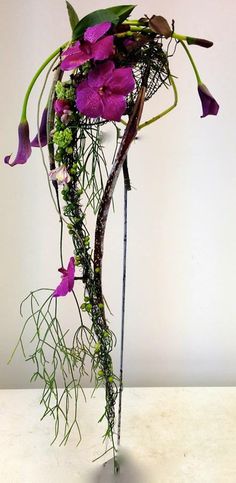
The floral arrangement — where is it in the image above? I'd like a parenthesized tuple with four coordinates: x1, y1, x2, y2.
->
(5, 2, 219, 469)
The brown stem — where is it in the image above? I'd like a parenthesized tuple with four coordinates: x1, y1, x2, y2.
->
(94, 80, 147, 320)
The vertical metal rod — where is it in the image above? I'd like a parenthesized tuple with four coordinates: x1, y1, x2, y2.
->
(117, 156, 130, 448)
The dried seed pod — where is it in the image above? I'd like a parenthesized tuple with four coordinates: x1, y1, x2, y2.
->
(149, 15, 172, 38)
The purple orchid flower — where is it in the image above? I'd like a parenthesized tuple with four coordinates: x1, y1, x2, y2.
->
(53, 256, 75, 297)
(76, 60, 135, 121)
(31, 107, 48, 147)
(61, 22, 114, 71)
(198, 83, 219, 117)
(4, 120, 32, 166)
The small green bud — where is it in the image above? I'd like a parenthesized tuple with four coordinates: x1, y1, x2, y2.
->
(98, 303, 104, 309)
(98, 370, 104, 377)
(94, 342, 101, 352)
(86, 303, 92, 312)
(66, 147, 73, 154)
(95, 267, 100, 273)
(108, 376, 113, 383)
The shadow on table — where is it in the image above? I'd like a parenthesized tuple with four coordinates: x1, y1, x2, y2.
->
(87, 448, 146, 483)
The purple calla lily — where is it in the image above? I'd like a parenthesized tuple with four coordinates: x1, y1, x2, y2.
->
(61, 22, 114, 71)
(198, 83, 219, 117)
(76, 60, 135, 121)
(31, 107, 48, 147)
(4, 121, 32, 166)
(53, 256, 75, 297)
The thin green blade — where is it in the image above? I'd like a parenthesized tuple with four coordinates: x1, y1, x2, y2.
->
(66, 1, 79, 31)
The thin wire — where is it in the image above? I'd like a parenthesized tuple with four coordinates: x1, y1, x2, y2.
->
(117, 155, 129, 448)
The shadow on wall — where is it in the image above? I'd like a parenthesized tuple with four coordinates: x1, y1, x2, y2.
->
(87, 447, 146, 483)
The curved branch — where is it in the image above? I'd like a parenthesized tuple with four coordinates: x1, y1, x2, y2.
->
(94, 68, 149, 319)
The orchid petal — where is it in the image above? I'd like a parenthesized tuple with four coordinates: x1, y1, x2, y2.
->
(84, 22, 111, 43)
(102, 94, 127, 121)
(53, 276, 70, 297)
(76, 84, 103, 118)
(67, 257, 75, 291)
(60, 44, 92, 70)
(53, 256, 75, 297)
(109, 67, 135, 95)
(62, 40, 81, 57)
(198, 83, 219, 117)
(91, 36, 114, 61)
(4, 121, 32, 166)
(88, 60, 115, 88)
(31, 108, 48, 147)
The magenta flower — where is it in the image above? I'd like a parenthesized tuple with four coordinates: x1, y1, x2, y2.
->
(61, 22, 114, 71)
(54, 99, 71, 117)
(76, 60, 135, 121)
(198, 83, 219, 118)
(31, 107, 48, 147)
(49, 165, 71, 185)
(4, 120, 32, 166)
(53, 256, 75, 297)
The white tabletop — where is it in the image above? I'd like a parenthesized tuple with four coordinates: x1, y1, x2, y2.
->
(1, 387, 236, 482)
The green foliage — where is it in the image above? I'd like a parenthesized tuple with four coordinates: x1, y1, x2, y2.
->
(72, 5, 136, 40)
(55, 81, 75, 101)
(66, 1, 79, 31)
(53, 128, 73, 148)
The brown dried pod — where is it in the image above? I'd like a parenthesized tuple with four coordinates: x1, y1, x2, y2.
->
(149, 15, 172, 38)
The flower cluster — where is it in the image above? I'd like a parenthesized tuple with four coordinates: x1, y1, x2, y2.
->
(4, 14, 220, 168)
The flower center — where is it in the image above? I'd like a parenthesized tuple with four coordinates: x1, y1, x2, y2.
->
(98, 85, 110, 96)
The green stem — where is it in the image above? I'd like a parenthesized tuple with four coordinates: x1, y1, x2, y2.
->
(129, 25, 150, 32)
(20, 42, 68, 122)
(123, 19, 143, 25)
(115, 31, 135, 39)
(138, 74, 178, 130)
(178, 39, 202, 84)
(172, 32, 187, 42)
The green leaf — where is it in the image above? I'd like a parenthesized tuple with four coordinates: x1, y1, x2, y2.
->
(66, 1, 79, 31)
(72, 5, 136, 41)
(105, 5, 136, 23)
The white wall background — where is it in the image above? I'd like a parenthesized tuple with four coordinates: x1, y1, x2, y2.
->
(1, 0, 236, 388)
